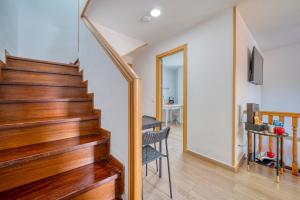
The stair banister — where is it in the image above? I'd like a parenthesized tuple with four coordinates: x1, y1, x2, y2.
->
(260, 111, 300, 176)
(80, 1, 142, 200)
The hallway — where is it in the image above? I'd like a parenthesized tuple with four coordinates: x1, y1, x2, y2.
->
(143, 124, 300, 200)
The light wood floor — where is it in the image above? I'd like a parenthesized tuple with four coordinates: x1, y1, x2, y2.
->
(143, 123, 300, 200)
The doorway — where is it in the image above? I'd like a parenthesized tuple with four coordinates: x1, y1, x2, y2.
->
(156, 44, 188, 152)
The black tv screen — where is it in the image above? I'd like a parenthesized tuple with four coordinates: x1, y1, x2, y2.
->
(249, 47, 263, 85)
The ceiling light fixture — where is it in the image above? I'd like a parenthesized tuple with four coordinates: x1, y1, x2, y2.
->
(150, 8, 161, 17)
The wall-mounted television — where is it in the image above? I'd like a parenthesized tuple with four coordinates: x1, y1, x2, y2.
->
(249, 47, 263, 85)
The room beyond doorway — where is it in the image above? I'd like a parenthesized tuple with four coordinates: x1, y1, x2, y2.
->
(156, 44, 188, 152)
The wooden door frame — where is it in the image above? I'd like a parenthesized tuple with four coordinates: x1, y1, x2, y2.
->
(156, 44, 188, 152)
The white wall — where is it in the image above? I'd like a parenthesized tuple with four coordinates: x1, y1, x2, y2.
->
(133, 9, 234, 166)
(0, 0, 78, 63)
(17, 0, 79, 62)
(177, 67, 183, 105)
(235, 9, 262, 164)
(163, 68, 178, 104)
(262, 42, 300, 113)
(79, 1, 129, 198)
(0, 0, 19, 60)
(91, 21, 146, 57)
(261, 42, 300, 167)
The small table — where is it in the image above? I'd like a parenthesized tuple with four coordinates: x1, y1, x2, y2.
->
(142, 115, 162, 130)
(142, 115, 163, 177)
(163, 104, 183, 127)
(247, 130, 288, 183)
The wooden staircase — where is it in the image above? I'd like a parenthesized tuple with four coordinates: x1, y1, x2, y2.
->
(0, 56, 124, 200)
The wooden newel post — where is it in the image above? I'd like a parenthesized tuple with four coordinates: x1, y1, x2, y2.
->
(292, 117, 299, 176)
(268, 115, 273, 152)
(258, 114, 263, 154)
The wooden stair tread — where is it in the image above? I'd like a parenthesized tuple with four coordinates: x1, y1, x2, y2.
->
(3, 66, 81, 76)
(0, 161, 119, 199)
(0, 133, 109, 168)
(7, 55, 79, 68)
(0, 114, 99, 130)
(0, 97, 92, 104)
(0, 80, 86, 88)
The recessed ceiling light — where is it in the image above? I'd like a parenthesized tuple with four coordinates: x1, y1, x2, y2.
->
(150, 8, 161, 17)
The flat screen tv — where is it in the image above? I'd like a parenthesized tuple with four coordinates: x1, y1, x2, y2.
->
(249, 47, 263, 85)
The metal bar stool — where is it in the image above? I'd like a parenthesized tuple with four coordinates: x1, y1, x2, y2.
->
(142, 127, 173, 199)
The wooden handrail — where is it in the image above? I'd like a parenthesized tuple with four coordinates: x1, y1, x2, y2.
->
(292, 117, 298, 175)
(260, 111, 300, 118)
(260, 111, 299, 176)
(81, 18, 139, 81)
(81, 1, 142, 199)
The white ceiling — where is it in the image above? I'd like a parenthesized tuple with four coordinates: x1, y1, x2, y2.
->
(87, 0, 242, 44)
(87, 0, 300, 52)
(162, 51, 183, 69)
(238, 0, 300, 51)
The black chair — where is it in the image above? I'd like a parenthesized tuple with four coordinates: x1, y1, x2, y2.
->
(142, 127, 173, 199)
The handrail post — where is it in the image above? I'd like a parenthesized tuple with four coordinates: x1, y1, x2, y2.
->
(268, 115, 273, 152)
(292, 117, 299, 176)
(129, 79, 142, 200)
(258, 114, 263, 154)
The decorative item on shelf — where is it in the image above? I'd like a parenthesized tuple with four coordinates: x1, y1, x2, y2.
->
(245, 122, 268, 131)
(168, 96, 174, 104)
(247, 103, 259, 124)
(245, 103, 269, 131)
(273, 120, 284, 127)
(268, 125, 275, 133)
(254, 112, 261, 125)
(257, 151, 276, 166)
(267, 151, 275, 158)
(274, 127, 285, 135)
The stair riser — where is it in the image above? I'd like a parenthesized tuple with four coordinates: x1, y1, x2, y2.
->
(7, 59, 79, 75)
(73, 180, 116, 200)
(0, 143, 109, 192)
(0, 85, 87, 99)
(2, 70, 82, 86)
(0, 101, 93, 121)
(0, 119, 100, 150)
